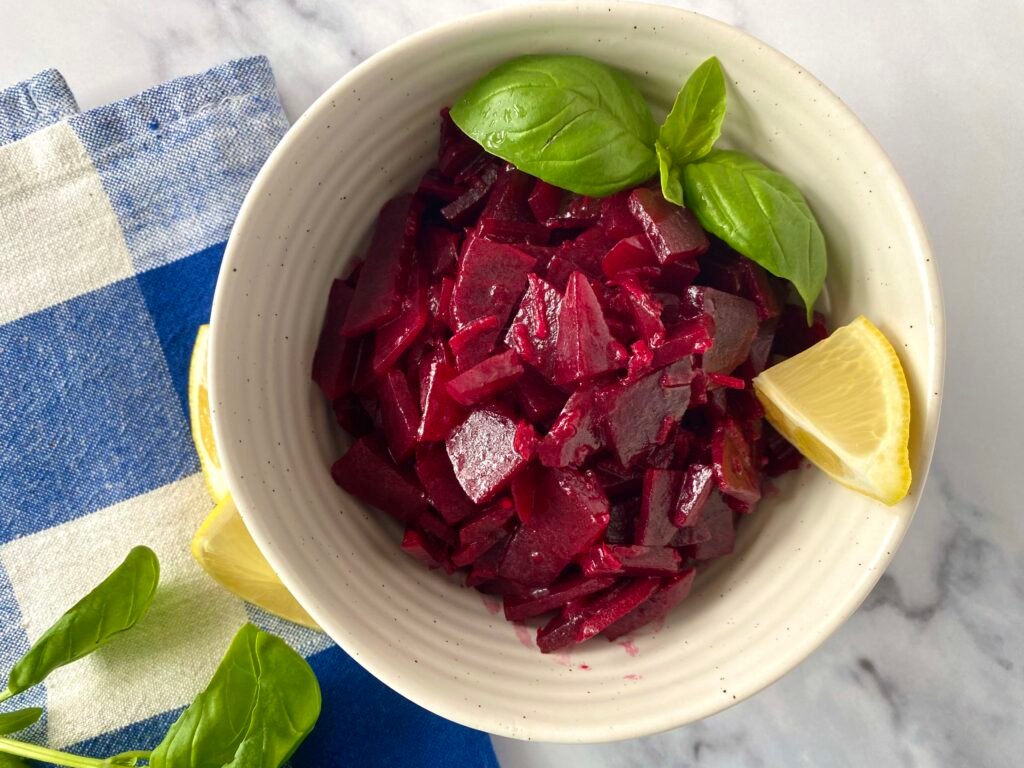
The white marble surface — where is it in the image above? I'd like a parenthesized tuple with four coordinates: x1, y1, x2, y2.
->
(2, 0, 1020, 765)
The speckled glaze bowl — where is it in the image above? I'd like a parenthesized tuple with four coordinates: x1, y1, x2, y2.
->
(209, 1, 943, 742)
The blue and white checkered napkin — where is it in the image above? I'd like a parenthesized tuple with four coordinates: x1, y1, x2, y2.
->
(0, 57, 497, 767)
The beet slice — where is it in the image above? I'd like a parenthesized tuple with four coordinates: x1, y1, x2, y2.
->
(614, 276, 667, 347)
(377, 368, 421, 462)
(578, 543, 623, 577)
(604, 569, 696, 640)
(513, 368, 568, 422)
(441, 163, 499, 226)
(537, 386, 603, 468)
(416, 345, 464, 442)
(414, 508, 458, 547)
(602, 358, 695, 467)
(452, 502, 517, 568)
(446, 408, 528, 504)
(608, 545, 682, 576)
(417, 170, 465, 204)
(547, 228, 613, 287)
(372, 267, 429, 376)
(745, 317, 779, 376)
(670, 518, 712, 546)
(510, 466, 537, 525)
(628, 188, 709, 264)
(636, 469, 684, 546)
(465, 534, 512, 588)
(503, 573, 617, 622)
(438, 107, 483, 179)
(505, 274, 563, 381)
(342, 194, 423, 337)
(673, 463, 714, 527)
(498, 468, 610, 587)
(332, 435, 427, 522)
(475, 218, 551, 245)
(690, 492, 736, 560)
(600, 190, 643, 240)
(527, 179, 563, 222)
(312, 280, 361, 399)
(421, 224, 461, 276)
(545, 193, 602, 229)
(449, 314, 501, 371)
(451, 238, 536, 330)
(414, 442, 475, 524)
(683, 286, 758, 374)
(653, 316, 714, 369)
(700, 249, 783, 321)
(481, 165, 534, 222)
(537, 577, 661, 651)
(554, 272, 627, 385)
(602, 235, 658, 278)
(711, 419, 761, 505)
(401, 529, 448, 569)
(445, 350, 525, 407)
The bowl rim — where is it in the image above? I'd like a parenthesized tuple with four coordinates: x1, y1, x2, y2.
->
(210, 0, 945, 741)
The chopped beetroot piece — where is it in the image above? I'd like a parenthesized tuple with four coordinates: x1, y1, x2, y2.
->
(684, 286, 758, 374)
(656, 291, 683, 325)
(510, 466, 537, 525)
(499, 468, 610, 587)
(763, 423, 803, 477)
(376, 369, 421, 462)
(537, 386, 603, 468)
(602, 235, 658, 278)
(606, 497, 638, 543)
(421, 224, 461, 276)
(333, 394, 375, 438)
(438, 107, 482, 178)
(711, 419, 761, 505)
(652, 317, 714, 369)
(372, 268, 429, 376)
(604, 569, 696, 640)
(452, 507, 515, 566)
(773, 304, 829, 357)
(727, 388, 765, 428)
(607, 545, 682, 576)
(700, 250, 784, 321)
(505, 274, 563, 381)
(554, 272, 627, 385)
(670, 518, 711, 546)
(514, 368, 568, 422)
(614, 276, 666, 347)
(724, 495, 757, 515)
(475, 218, 551, 245)
(481, 165, 535, 222)
(600, 190, 643, 240)
(414, 508, 458, 547)
(741, 261, 784, 321)
(557, 228, 615, 277)
(528, 179, 563, 222)
(440, 163, 500, 225)
(513, 419, 539, 461)
(537, 609, 586, 653)
(576, 577, 661, 642)
(312, 280, 360, 399)
(446, 350, 525, 406)
(545, 193, 602, 229)
(451, 238, 536, 329)
(449, 314, 501, 371)
(416, 346, 464, 442)
(593, 461, 644, 500)
(417, 170, 465, 203)
(465, 534, 512, 587)
(637, 469, 684, 546)
(602, 358, 694, 467)
(414, 443, 475, 524)
(654, 260, 702, 295)
(673, 463, 714, 527)
(690, 492, 736, 560)
(579, 544, 624, 577)
(628, 188, 709, 264)
(342, 194, 423, 337)
(446, 408, 528, 503)
(401, 529, 448, 569)
(746, 317, 779, 376)
(707, 372, 745, 390)
(332, 435, 427, 522)
(429, 276, 455, 333)
(503, 573, 617, 622)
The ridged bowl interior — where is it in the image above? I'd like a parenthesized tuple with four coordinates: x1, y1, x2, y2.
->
(209, 1, 943, 742)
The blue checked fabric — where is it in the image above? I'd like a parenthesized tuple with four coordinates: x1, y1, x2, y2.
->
(0, 58, 498, 767)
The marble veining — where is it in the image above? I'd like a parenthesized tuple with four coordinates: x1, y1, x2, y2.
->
(1, 0, 1021, 765)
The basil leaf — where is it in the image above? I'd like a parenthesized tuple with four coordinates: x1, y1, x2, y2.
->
(150, 624, 321, 768)
(658, 56, 727, 165)
(656, 141, 684, 205)
(6, 546, 159, 695)
(0, 709, 41, 735)
(683, 149, 827, 317)
(451, 55, 658, 197)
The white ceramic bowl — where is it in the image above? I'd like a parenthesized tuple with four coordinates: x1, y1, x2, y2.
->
(209, 1, 943, 742)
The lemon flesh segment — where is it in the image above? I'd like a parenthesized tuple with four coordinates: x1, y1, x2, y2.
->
(753, 315, 912, 506)
(192, 496, 320, 629)
(188, 325, 230, 503)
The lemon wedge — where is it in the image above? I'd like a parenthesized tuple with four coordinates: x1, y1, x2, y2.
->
(192, 495, 319, 629)
(188, 325, 230, 504)
(753, 315, 912, 505)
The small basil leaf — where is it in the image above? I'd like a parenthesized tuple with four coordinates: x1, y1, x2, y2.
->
(451, 55, 658, 197)
(7, 546, 159, 695)
(683, 149, 827, 318)
(0, 709, 41, 735)
(656, 141, 684, 206)
(150, 624, 321, 768)
(657, 56, 727, 165)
